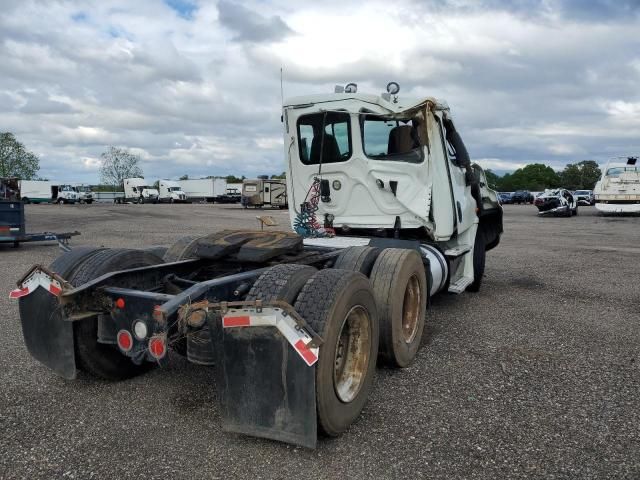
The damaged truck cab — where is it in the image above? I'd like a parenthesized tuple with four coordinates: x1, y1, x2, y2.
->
(12, 84, 502, 449)
(284, 89, 502, 292)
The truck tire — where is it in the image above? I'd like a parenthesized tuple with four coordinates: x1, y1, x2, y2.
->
(370, 248, 427, 368)
(333, 246, 381, 276)
(163, 235, 202, 262)
(49, 246, 108, 279)
(467, 233, 486, 293)
(246, 264, 317, 303)
(22, 197, 30, 204)
(144, 245, 168, 258)
(294, 269, 379, 437)
(69, 249, 164, 381)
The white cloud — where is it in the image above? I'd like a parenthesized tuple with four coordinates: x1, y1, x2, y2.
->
(0, 0, 639, 182)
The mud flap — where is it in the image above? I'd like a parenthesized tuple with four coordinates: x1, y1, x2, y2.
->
(209, 315, 317, 448)
(18, 289, 76, 379)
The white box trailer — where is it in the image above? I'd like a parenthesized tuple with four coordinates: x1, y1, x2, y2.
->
(178, 178, 227, 202)
(18, 180, 53, 204)
(159, 180, 188, 203)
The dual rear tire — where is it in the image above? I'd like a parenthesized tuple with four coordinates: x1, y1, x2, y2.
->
(248, 265, 379, 437)
(333, 246, 428, 368)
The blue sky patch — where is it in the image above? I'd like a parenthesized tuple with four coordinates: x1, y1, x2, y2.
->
(164, 0, 197, 19)
(71, 12, 88, 22)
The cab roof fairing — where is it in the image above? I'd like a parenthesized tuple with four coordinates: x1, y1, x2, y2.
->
(282, 94, 450, 117)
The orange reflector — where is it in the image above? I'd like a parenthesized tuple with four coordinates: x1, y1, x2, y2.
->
(115, 298, 125, 309)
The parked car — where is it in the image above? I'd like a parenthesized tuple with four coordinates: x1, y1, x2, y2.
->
(534, 188, 577, 216)
(511, 190, 534, 204)
(498, 192, 512, 204)
(573, 189, 595, 206)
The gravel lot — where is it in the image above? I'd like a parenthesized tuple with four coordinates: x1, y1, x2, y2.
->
(1, 203, 638, 479)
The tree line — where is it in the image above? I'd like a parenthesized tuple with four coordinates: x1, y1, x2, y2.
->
(484, 161, 602, 192)
(1, 132, 601, 192)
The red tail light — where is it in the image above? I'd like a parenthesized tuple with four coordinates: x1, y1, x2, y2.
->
(117, 330, 133, 352)
(149, 336, 166, 359)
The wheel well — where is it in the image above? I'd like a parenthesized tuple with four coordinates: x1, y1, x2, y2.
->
(479, 207, 503, 251)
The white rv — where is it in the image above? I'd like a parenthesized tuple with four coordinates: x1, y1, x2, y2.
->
(178, 178, 227, 202)
(241, 178, 288, 208)
(594, 157, 640, 214)
(19, 181, 78, 204)
(123, 178, 159, 204)
(159, 180, 188, 203)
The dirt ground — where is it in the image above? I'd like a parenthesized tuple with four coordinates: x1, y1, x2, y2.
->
(1, 203, 638, 479)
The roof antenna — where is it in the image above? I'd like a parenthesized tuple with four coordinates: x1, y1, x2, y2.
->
(280, 67, 284, 107)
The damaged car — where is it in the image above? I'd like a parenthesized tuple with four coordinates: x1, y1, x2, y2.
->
(534, 188, 578, 217)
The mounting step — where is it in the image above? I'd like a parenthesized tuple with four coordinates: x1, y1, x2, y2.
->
(448, 276, 473, 294)
(444, 244, 472, 258)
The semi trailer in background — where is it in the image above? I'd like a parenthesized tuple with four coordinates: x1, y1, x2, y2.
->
(178, 178, 227, 202)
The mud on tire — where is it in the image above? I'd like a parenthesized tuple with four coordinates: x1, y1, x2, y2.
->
(332, 246, 381, 276)
(294, 269, 379, 437)
(163, 235, 202, 262)
(246, 264, 317, 303)
(370, 248, 427, 368)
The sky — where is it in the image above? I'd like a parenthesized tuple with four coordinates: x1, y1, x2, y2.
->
(1, 0, 640, 183)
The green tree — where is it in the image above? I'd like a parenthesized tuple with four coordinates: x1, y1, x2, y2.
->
(99, 146, 143, 188)
(0, 132, 40, 179)
(270, 171, 286, 179)
(225, 175, 246, 183)
(179, 174, 189, 180)
(560, 160, 601, 190)
(483, 169, 500, 190)
(498, 163, 560, 191)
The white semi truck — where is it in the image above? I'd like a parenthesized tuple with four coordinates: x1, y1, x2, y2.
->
(13, 83, 502, 449)
(158, 180, 188, 203)
(71, 184, 95, 204)
(178, 178, 227, 202)
(122, 178, 159, 204)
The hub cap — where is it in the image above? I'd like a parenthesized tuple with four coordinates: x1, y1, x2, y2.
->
(333, 305, 371, 403)
(402, 274, 421, 343)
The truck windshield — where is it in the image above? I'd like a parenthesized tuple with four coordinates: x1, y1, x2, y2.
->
(606, 167, 640, 177)
(360, 114, 424, 163)
(297, 112, 352, 165)
(169, 187, 180, 191)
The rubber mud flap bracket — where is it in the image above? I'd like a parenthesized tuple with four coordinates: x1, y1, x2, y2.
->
(209, 312, 318, 449)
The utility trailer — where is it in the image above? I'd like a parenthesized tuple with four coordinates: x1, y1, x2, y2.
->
(11, 84, 503, 448)
(1, 195, 79, 249)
